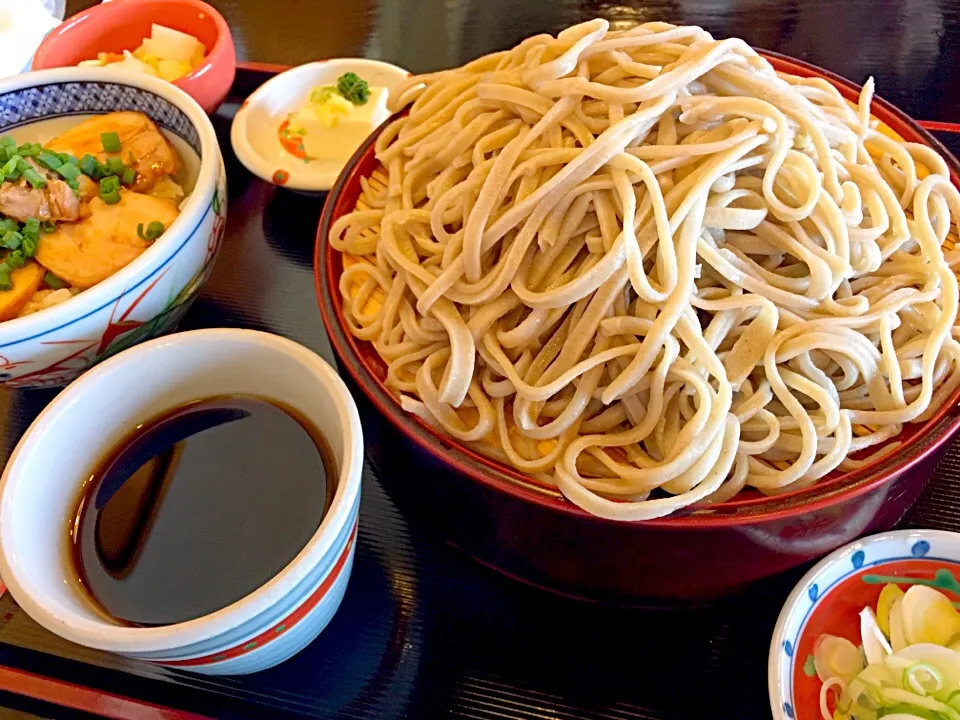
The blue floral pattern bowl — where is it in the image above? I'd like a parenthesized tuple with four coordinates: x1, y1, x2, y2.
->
(0, 67, 226, 388)
(769, 529, 960, 720)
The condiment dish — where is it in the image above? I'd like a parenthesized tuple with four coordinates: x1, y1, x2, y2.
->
(231, 58, 410, 193)
(769, 529, 960, 720)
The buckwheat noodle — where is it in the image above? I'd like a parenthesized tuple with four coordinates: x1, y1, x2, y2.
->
(330, 20, 960, 521)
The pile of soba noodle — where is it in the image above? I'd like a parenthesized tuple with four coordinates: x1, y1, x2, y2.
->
(330, 19, 960, 520)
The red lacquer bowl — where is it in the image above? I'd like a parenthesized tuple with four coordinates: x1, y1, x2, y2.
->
(314, 51, 960, 603)
(32, 0, 235, 114)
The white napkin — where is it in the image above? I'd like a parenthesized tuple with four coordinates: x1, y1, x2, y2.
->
(0, 0, 61, 79)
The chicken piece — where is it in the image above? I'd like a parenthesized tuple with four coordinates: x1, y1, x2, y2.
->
(48, 177, 81, 220)
(44, 111, 179, 193)
(0, 262, 45, 321)
(36, 191, 179, 289)
(0, 175, 80, 223)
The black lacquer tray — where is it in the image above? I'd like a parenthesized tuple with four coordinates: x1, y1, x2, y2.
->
(1, 65, 959, 720)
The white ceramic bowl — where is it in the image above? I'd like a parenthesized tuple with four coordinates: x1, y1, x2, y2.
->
(768, 529, 960, 720)
(0, 66, 227, 389)
(0, 329, 364, 675)
(230, 58, 409, 192)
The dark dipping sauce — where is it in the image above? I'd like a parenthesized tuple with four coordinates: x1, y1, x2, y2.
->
(70, 395, 336, 627)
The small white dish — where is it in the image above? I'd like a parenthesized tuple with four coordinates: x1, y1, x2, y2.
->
(231, 58, 410, 193)
(0, 328, 364, 675)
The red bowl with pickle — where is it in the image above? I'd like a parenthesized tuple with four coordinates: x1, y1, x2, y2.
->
(32, 0, 235, 114)
(314, 47, 960, 603)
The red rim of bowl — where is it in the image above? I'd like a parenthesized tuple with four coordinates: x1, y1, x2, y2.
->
(314, 49, 960, 528)
(32, 0, 233, 91)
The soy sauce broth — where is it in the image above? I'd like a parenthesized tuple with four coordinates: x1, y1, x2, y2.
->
(69, 395, 336, 627)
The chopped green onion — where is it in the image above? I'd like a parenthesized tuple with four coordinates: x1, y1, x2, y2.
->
(67, 178, 80, 193)
(0, 231, 21, 250)
(16, 143, 40, 158)
(101, 191, 120, 205)
(0, 271, 12, 292)
(121, 167, 137, 186)
(59, 153, 79, 167)
(22, 218, 39, 242)
(99, 175, 120, 193)
(56, 163, 80, 181)
(40, 220, 55, 233)
(21, 235, 37, 258)
(101, 131, 121, 153)
(2, 155, 20, 176)
(78, 154, 98, 177)
(106, 156, 125, 176)
(6, 251, 25, 270)
(902, 663, 943, 696)
(0, 219, 18, 234)
(876, 704, 942, 720)
(0, 136, 15, 148)
(43, 272, 64, 290)
(136, 221, 166, 241)
(37, 151, 62, 170)
(16, 157, 32, 174)
(22, 167, 46, 189)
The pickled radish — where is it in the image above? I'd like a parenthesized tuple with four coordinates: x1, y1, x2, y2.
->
(146, 24, 202, 63)
(76, 24, 206, 83)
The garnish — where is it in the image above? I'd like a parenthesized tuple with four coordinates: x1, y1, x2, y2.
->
(56, 163, 81, 182)
(23, 218, 40, 244)
(37, 151, 63, 171)
(43, 272, 65, 290)
(6, 251, 25, 270)
(21, 234, 37, 259)
(0, 231, 21, 250)
(101, 131, 121, 153)
(22, 167, 46, 189)
(310, 86, 336, 104)
(15, 143, 41, 158)
(136, 221, 165, 241)
(336, 72, 370, 105)
(1, 155, 21, 181)
(814, 583, 960, 720)
(79, 154, 98, 177)
(99, 175, 121, 205)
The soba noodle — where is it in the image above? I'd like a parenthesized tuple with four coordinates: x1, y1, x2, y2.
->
(330, 20, 960, 520)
